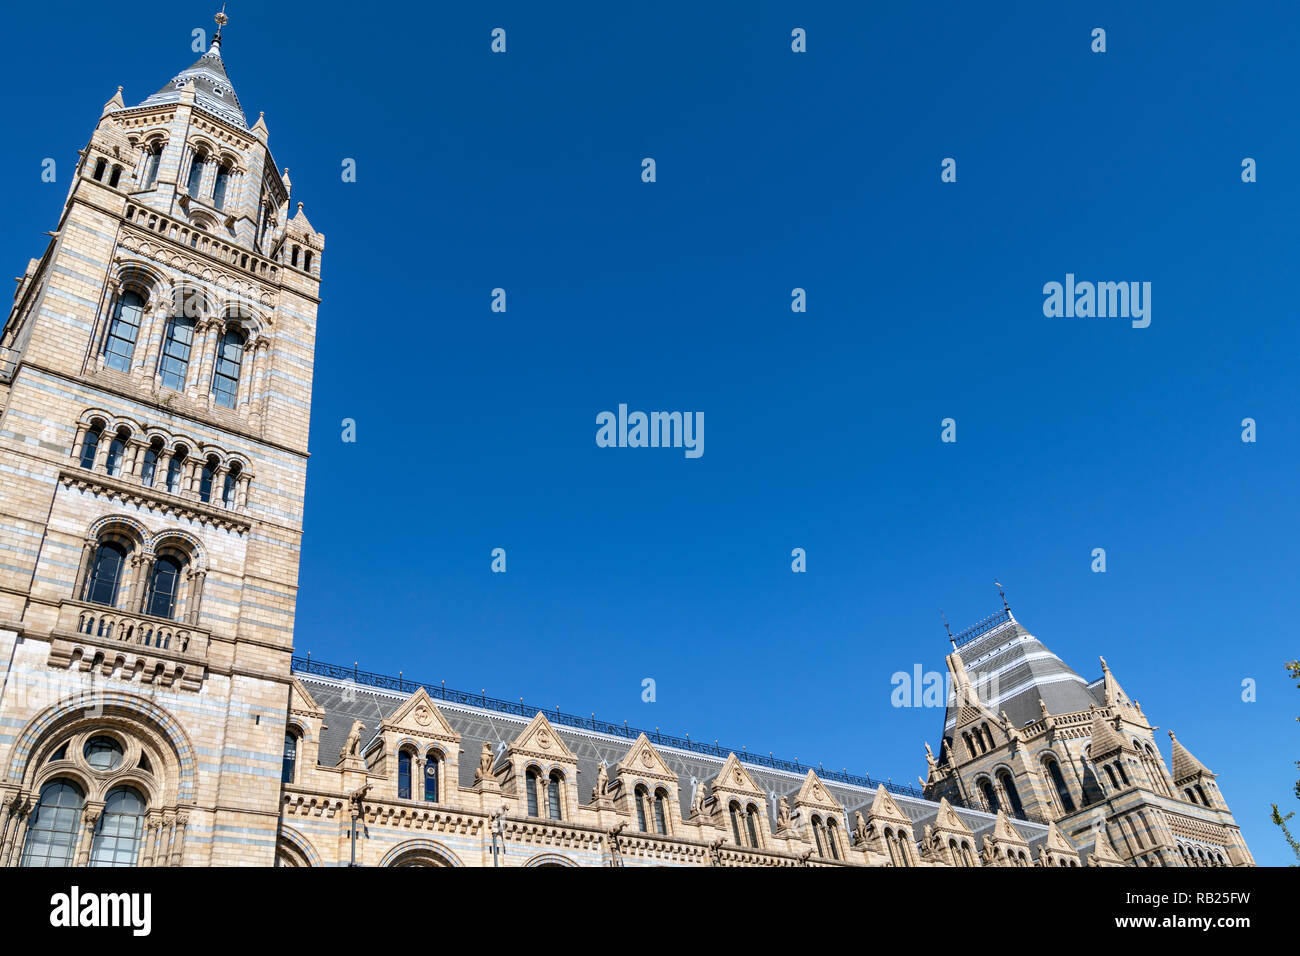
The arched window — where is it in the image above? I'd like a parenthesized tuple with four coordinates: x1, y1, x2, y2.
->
(104, 291, 144, 372)
(826, 818, 841, 860)
(213, 164, 231, 210)
(397, 750, 412, 799)
(222, 463, 240, 507)
(424, 752, 439, 802)
(140, 441, 161, 487)
(166, 447, 187, 495)
(1195, 784, 1209, 806)
(547, 771, 563, 820)
(1117, 763, 1130, 787)
(525, 769, 540, 816)
(90, 787, 146, 867)
(291, 245, 300, 268)
(93, 157, 107, 180)
(745, 804, 760, 848)
(729, 802, 743, 845)
(885, 827, 901, 866)
(635, 786, 649, 831)
(20, 780, 84, 867)
(895, 832, 912, 866)
(998, 770, 1025, 818)
(198, 457, 217, 503)
(282, 731, 298, 784)
(159, 316, 195, 392)
(653, 789, 669, 835)
(186, 151, 207, 196)
(79, 424, 102, 470)
(304, 251, 314, 272)
(142, 142, 163, 189)
(105, 431, 127, 477)
(811, 814, 825, 856)
(109, 166, 122, 188)
(145, 552, 185, 620)
(1103, 765, 1120, 791)
(978, 778, 1000, 813)
(212, 327, 245, 408)
(1044, 757, 1076, 813)
(85, 540, 129, 606)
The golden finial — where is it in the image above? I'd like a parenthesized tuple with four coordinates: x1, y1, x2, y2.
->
(214, 5, 229, 35)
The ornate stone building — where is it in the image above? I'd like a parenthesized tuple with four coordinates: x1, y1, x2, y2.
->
(921, 601, 1254, 868)
(0, 17, 1253, 868)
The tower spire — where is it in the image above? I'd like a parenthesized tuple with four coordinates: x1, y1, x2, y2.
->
(995, 579, 1010, 613)
(210, 5, 228, 56)
(941, 611, 955, 649)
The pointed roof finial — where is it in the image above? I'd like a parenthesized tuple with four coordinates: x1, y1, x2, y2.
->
(940, 610, 955, 647)
(995, 579, 1010, 613)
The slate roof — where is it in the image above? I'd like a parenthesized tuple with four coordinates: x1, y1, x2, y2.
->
(137, 37, 247, 129)
(943, 610, 1100, 735)
(296, 669, 1049, 846)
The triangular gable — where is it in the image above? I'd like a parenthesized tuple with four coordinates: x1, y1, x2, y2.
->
(932, 797, 973, 836)
(1045, 821, 1078, 855)
(289, 677, 325, 720)
(866, 785, 911, 826)
(793, 770, 841, 811)
(1087, 825, 1124, 866)
(508, 711, 577, 763)
(614, 733, 677, 783)
(991, 810, 1029, 847)
(709, 753, 764, 797)
(379, 687, 460, 741)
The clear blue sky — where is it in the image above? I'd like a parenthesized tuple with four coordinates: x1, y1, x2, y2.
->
(2, 2, 1297, 863)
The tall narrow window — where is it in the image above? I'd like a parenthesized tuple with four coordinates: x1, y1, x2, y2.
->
(653, 790, 668, 835)
(186, 152, 206, 196)
(424, 754, 439, 802)
(20, 780, 84, 867)
(222, 464, 240, 507)
(109, 166, 122, 188)
(547, 772, 562, 820)
(1044, 757, 1077, 813)
(282, 732, 297, 784)
(159, 317, 195, 391)
(999, 770, 1025, 818)
(525, 769, 539, 816)
(90, 787, 145, 867)
(199, 458, 216, 503)
(103, 291, 144, 372)
(213, 164, 231, 210)
(79, 426, 102, 470)
(166, 448, 187, 495)
(93, 158, 107, 181)
(1195, 784, 1209, 806)
(635, 787, 648, 831)
(979, 778, 1000, 814)
(397, 751, 412, 799)
(212, 328, 245, 408)
(140, 442, 160, 487)
(827, 819, 841, 860)
(85, 540, 128, 607)
(142, 142, 163, 189)
(729, 803, 743, 845)
(895, 833, 912, 866)
(746, 805, 761, 848)
(105, 432, 126, 478)
(812, 815, 825, 856)
(145, 553, 184, 620)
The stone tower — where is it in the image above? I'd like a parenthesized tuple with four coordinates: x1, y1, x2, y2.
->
(922, 605, 1254, 866)
(0, 12, 323, 866)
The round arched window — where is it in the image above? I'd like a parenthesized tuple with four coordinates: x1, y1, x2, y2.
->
(83, 735, 124, 771)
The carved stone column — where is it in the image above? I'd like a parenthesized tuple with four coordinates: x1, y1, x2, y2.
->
(132, 552, 156, 614)
(235, 339, 256, 410)
(0, 794, 32, 867)
(73, 538, 97, 600)
(70, 424, 88, 463)
(75, 803, 104, 866)
(169, 810, 189, 866)
(184, 569, 206, 626)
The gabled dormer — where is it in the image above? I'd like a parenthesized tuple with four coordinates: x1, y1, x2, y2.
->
(502, 712, 579, 822)
(791, 770, 849, 861)
(368, 688, 461, 804)
(707, 753, 770, 850)
(611, 733, 680, 836)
